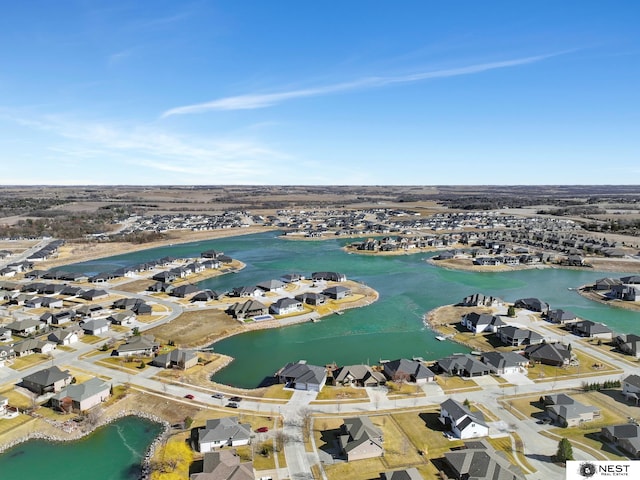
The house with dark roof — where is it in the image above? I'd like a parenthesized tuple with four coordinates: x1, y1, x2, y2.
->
(541, 393, 600, 427)
(311, 272, 346, 282)
(547, 309, 578, 324)
(514, 298, 549, 312)
(170, 284, 201, 298)
(190, 449, 255, 480)
(572, 320, 613, 339)
(439, 398, 489, 439)
(229, 285, 262, 298)
(270, 297, 303, 315)
(524, 343, 571, 366)
(480, 351, 529, 375)
(615, 334, 640, 359)
(380, 469, 423, 480)
(338, 416, 384, 461)
(190, 290, 223, 302)
(226, 300, 268, 320)
(622, 374, 640, 405)
(276, 360, 327, 391)
(295, 292, 327, 306)
(323, 285, 351, 300)
(334, 365, 387, 387)
(601, 424, 640, 458)
(460, 293, 503, 308)
(383, 358, 435, 384)
(498, 326, 544, 347)
(107, 310, 136, 325)
(611, 284, 640, 301)
(198, 417, 252, 453)
(460, 312, 505, 334)
(435, 354, 490, 378)
(444, 440, 525, 480)
(22, 366, 72, 395)
(113, 335, 158, 357)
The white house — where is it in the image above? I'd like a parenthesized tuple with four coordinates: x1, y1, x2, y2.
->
(198, 417, 252, 452)
(439, 398, 489, 439)
(269, 297, 303, 315)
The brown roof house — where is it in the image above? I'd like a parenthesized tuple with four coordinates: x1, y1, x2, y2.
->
(22, 366, 72, 395)
(339, 416, 384, 461)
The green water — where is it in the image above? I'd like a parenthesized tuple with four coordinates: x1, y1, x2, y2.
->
(56, 232, 639, 388)
(0, 416, 162, 480)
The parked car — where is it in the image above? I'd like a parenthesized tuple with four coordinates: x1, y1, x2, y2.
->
(226, 402, 239, 408)
(184, 394, 195, 400)
(211, 393, 224, 399)
(229, 396, 242, 402)
(256, 426, 269, 433)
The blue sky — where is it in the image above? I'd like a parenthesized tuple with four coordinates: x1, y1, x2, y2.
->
(1, 1, 638, 185)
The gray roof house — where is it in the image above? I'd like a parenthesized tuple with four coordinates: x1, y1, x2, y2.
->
(81, 318, 110, 335)
(572, 320, 613, 339)
(152, 349, 198, 370)
(339, 416, 384, 461)
(198, 417, 252, 453)
(460, 312, 505, 334)
(256, 279, 285, 292)
(383, 358, 435, 384)
(524, 343, 572, 366)
(498, 326, 544, 347)
(322, 285, 351, 300)
(622, 374, 640, 405)
(541, 393, 600, 427)
(51, 377, 111, 412)
(601, 424, 640, 458)
(381, 469, 424, 480)
(436, 354, 491, 378)
(226, 300, 268, 320)
(439, 398, 489, 439)
(22, 366, 73, 395)
(616, 334, 640, 359)
(276, 360, 327, 391)
(295, 292, 327, 306)
(460, 293, 503, 308)
(514, 298, 549, 312)
(547, 309, 578, 324)
(444, 440, 525, 480)
(190, 449, 255, 480)
(481, 351, 530, 375)
(113, 335, 158, 357)
(269, 297, 303, 315)
(334, 365, 387, 387)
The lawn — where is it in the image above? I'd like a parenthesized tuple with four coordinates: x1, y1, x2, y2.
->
(80, 334, 103, 344)
(10, 354, 51, 371)
(96, 356, 152, 373)
(530, 351, 621, 383)
(487, 435, 536, 474)
(435, 376, 481, 393)
(386, 381, 425, 398)
(314, 386, 368, 401)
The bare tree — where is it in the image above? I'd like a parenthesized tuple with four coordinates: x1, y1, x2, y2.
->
(299, 408, 312, 442)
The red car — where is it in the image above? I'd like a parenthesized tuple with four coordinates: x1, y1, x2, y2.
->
(256, 427, 269, 433)
(184, 394, 195, 400)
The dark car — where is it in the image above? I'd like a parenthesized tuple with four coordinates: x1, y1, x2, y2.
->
(226, 402, 239, 408)
(184, 394, 195, 400)
(256, 426, 269, 433)
(211, 393, 224, 399)
(229, 396, 242, 402)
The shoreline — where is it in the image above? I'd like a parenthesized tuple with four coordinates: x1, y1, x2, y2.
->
(576, 285, 640, 313)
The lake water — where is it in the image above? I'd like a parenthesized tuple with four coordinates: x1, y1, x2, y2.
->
(0, 416, 162, 480)
(54, 232, 638, 387)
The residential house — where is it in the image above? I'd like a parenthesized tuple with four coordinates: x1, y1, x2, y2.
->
(13, 338, 55, 357)
(381, 469, 424, 480)
(276, 360, 327, 391)
(50, 377, 111, 413)
(547, 309, 578, 324)
(444, 440, 525, 480)
(622, 374, 640, 405)
(0, 345, 15, 364)
(339, 416, 384, 461)
(524, 343, 572, 366)
(460, 293, 503, 308)
(190, 450, 255, 480)
(113, 335, 158, 357)
(572, 320, 613, 340)
(611, 284, 640, 301)
(514, 298, 549, 312)
(170, 284, 201, 298)
(256, 279, 285, 292)
(615, 334, 640, 359)
(21, 366, 72, 395)
(190, 290, 223, 302)
(311, 272, 346, 282)
(439, 398, 489, 439)
(0, 327, 12, 342)
(226, 300, 268, 320)
(281, 273, 304, 283)
(151, 349, 198, 370)
(601, 424, 640, 458)
(460, 312, 505, 334)
(334, 365, 387, 387)
(74, 304, 104, 318)
(81, 318, 110, 335)
(594, 278, 622, 291)
(107, 310, 136, 325)
(269, 297, 303, 315)
(436, 354, 491, 378)
(383, 358, 435, 384)
(295, 292, 327, 306)
(5, 318, 44, 337)
(80, 289, 108, 301)
(229, 286, 262, 298)
(480, 351, 529, 375)
(48, 327, 81, 346)
(323, 285, 351, 300)
(498, 326, 544, 347)
(198, 417, 252, 453)
(541, 393, 600, 427)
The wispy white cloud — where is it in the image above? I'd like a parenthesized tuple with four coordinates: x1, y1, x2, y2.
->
(161, 51, 569, 117)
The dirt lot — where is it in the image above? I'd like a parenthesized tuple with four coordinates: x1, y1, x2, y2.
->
(146, 309, 242, 348)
